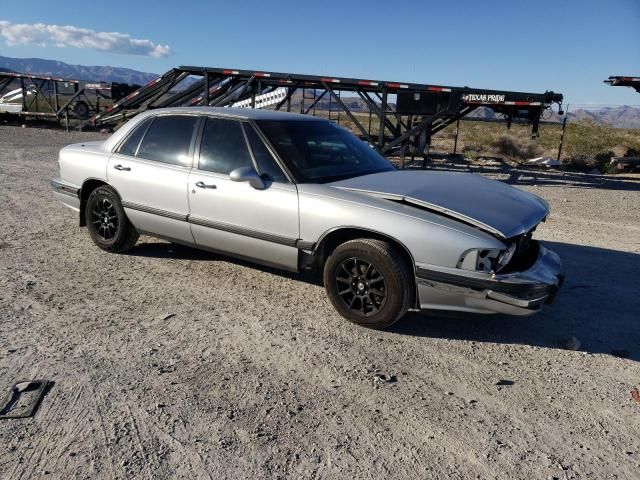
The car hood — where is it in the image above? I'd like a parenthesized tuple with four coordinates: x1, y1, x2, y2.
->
(328, 170, 549, 239)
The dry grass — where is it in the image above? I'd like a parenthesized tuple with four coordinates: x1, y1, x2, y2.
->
(437, 120, 640, 162)
(490, 134, 540, 160)
(319, 110, 640, 172)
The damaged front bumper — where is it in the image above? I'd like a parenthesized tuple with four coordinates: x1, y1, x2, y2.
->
(415, 243, 563, 316)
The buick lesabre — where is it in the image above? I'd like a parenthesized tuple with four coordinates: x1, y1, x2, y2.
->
(51, 107, 563, 328)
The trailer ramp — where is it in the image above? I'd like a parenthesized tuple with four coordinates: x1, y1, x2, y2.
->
(90, 66, 563, 160)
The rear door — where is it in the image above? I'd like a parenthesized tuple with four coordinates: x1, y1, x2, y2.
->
(187, 116, 300, 271)
(107, 114, 198, 244)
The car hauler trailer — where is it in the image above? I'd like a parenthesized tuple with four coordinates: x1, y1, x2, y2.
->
(0, 71, 140, 126)
(604, 76, 640, 93)
(90, 65, 563, 162)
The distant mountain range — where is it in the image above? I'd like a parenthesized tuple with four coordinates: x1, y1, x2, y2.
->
(0, 55, 158, 85)
(567, 106, 640, 129)
(467, 105, 640, 129)
(1, 55, 638, 128)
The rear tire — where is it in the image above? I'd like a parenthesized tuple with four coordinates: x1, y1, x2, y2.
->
(85, 185, 139, 253)
(323, 239, 414, 329)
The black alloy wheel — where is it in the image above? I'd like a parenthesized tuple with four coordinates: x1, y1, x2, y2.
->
(85, 185, 139, 253)
(323, 238, 414, 329)
(335, 257, 387, 316)
(91, 197, 119, 240)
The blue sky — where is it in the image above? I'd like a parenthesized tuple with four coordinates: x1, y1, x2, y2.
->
(0, 0, 638, 106)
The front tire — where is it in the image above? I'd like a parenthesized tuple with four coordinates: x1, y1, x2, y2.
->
(85, 185, 139, 253)
(323, 239, 414, 329)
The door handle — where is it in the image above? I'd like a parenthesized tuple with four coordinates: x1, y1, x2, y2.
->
(114, 164, 131, 171)
(195, 181, 216, 189)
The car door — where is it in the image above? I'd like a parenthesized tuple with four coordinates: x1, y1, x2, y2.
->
(107, 114, 198, 244)
(188, 116, 300, 271)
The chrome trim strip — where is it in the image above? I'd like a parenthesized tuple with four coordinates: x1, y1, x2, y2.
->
(188, 215, 298, 247)
(121, 201, 304, 247)
(121, 201, 187, 222)
(50, 179, 80, 197)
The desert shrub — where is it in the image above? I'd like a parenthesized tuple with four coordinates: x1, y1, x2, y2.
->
(625, 148, 639, 157)
(491, 134, 540, 160)
(594, 151, 615, 173)
(461, 143, 480, 158)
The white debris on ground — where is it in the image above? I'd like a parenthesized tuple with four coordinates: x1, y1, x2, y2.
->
(527, 156, 561, 168)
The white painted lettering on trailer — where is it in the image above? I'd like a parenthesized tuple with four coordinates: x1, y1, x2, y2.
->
(463, 93, 506, 103)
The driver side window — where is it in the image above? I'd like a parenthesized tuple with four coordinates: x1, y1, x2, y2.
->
(198, 117, 253, 174)
(244, 125, 288, 183)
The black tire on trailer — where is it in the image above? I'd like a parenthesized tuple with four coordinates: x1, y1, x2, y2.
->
(323, 238, 414, 329)
(85, 185, 139, 253)
(73, 101, 90, 119)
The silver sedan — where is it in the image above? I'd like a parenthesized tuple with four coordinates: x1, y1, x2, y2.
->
(51, 107, 563, 328)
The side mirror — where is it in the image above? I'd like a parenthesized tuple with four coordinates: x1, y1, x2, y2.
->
(229, 166, 266, 190)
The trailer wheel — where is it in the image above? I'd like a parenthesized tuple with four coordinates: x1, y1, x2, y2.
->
(73, 101, 89, 119)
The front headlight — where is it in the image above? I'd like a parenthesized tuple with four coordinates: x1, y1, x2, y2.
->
(458, 243, 516, 273)
(457, 248, 500, 273)
(496, 242, 517, 271)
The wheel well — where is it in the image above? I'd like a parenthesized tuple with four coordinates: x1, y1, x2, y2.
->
(79, 179, 108, 226)
(313, 228, 418, 307)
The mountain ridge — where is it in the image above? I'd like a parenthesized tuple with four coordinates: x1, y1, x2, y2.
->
(0, 55, 158, 85)
(1, 55, 638, 128)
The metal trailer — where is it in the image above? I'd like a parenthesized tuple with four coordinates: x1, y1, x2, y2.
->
(90, 66, 563, 164)
(604, 76, 640, 93)
(0, 71, 139, 127)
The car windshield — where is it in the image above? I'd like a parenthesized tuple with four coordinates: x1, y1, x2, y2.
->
(256, 120, 395, 183)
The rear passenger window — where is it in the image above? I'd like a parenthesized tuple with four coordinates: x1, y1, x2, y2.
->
(199, 118, 252, 174)
(136, 115, 197, 166)
(245, 125, 288, 183)
(116, 117, 152, 156)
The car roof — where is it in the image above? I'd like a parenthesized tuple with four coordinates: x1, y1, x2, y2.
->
(145, 106, 324, 122)
(102, 106, 327, 151)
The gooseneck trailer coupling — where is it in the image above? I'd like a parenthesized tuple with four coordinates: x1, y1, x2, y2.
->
(604, 76, 640, 93)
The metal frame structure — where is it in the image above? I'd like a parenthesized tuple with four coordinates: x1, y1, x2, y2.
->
(604, 76, 640, 93)
(0, 71, 139, 128)
(91, 66, 563, 160)
(0, 71, 82, 122)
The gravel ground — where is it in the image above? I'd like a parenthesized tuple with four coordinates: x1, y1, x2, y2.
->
(1, 125, 639, 479)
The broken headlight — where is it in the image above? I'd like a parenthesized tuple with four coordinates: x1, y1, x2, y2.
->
(457, 248, 500, 273)
(496, 242, 517, 271)
(457, 243, 516, 273)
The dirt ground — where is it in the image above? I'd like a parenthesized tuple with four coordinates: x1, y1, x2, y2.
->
(1, 125, 639, 479)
